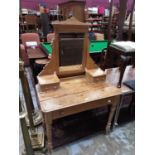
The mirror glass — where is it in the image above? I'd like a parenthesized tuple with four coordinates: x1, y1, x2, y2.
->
(59, 33, 84, 66)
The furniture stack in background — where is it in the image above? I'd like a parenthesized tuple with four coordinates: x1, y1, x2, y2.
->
(86, 7, 104, 33)
(58, 0, 86, 22)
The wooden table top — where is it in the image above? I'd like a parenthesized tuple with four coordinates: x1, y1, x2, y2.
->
(36, 66, 135, 113)
(27, 47, 47, 59)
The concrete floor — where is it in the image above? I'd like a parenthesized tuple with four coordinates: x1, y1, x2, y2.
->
(49, 122, 135, 155)
(19, 67, 135, 155)
(20, 122, 135, 155)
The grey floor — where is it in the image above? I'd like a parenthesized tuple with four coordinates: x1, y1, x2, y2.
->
(19, 67, 135, 155)
(49, 122, 135, 155)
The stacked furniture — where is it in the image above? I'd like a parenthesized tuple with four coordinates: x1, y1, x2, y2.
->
(86, 13, 104, 33)
(20, 14, 39, 33)
(59, 0, 86, 22)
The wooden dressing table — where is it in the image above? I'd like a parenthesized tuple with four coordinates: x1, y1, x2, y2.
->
(35, 17, 133, 152)
(36, 73, 132, 151)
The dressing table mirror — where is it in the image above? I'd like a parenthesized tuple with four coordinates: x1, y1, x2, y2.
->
(37, 17, 106, 91)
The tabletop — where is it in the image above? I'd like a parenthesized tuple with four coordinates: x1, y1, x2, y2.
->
(89, 40, 108, 53)
(27, 47, 47, 59)
(36, 66, 134, 114)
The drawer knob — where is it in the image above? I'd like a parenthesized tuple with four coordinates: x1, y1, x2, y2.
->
(108, 99, 111, 103)
(60, 111, 64, 115)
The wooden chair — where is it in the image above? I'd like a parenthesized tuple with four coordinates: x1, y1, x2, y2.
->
(21, 33, 40, 47)
(47, 33, 55, 42)
(20, 33, 49, 81)
(24, 15, 38, 32)
(19, 44, 30, 66)
(94, 33, 104, 40)
(19, 15, 26, 33)
(20, 33, 49, 66)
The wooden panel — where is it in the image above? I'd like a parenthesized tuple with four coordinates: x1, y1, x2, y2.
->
(58, 65, 85, 77)
(86, 68, 106, 82)
(38, 74, 60, 91)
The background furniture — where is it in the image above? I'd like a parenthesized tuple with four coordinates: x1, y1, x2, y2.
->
(86, 13, 104, 33)
(20, 33, 49, 82)
(21, 33, 40, 47)
(127, 0, 135, 40)
(26, 48, 46, 59)
(47, 33, 55, 42)
(94, 33, 104, 40)
(19, 15, 27, 33)
(19, 61, 44, 150)
(24, 14, 39, 32)
(102, 41, 135, 88)
(40, 40, 108, 55)
(19, 97, 34, 155)
(20, 33, 47, 62)
(59, 0, 86, 22)
(40, 40, 109, 65)
(89, 40, 108, 64)
(116, 0, 128, 40)
(20, 44, 30, 66)
(123, 0, 135, 41)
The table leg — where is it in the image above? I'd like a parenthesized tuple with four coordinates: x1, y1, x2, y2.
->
(112, 95, 123, 129)
(117, 55, 130, 88)
(45, 115, 53, 153)
(105, 103, 117, 133)
(129, 93, 135, 114)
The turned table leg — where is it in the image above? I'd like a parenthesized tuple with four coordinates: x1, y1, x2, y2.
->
(117, 55, 131, 88)
(105, 101, 118, 133)
(112, 95, 123, 129)
(45, 115, 53, 153)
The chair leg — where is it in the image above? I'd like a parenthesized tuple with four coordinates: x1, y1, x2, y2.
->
(100, 49, 107, 70)
(117, 55, 131, 88)
(129, 93, 135, 115)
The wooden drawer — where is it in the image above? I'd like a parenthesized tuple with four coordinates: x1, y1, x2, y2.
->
(52, 96, 117, 119)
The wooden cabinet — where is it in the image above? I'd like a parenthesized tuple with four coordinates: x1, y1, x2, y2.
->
(59, 1, 86, 22)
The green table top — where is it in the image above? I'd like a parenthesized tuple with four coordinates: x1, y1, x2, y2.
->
(41, 42, 52, 54)
(89, 40, 108, 53)
(41, 40, 109, 55)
